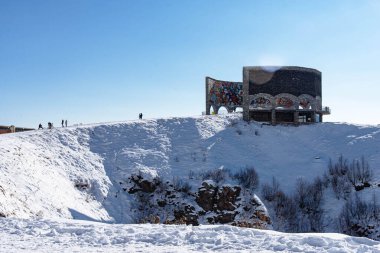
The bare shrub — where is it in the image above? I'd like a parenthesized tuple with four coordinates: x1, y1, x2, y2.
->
(284, 199, 298, 230)
(328, 155, 348, 177)
(331, 175, 351, 199)
(188, 170, 196, 179)
(261, 177, 280, 202)
(347, 156, 372, 189)
(303, 177, 324, 231)
(173, 177, 192, 193)
(234, 166, 259, 190)
(260, 177, 298, 232)
(294, 178, 308, 209)
(273, 190, 291, 217)
(339, 193, 380, 239)
(327, 156, 372, 198)
(134, 192, 154, 222)
(202, 167, 230, 183)
(292, 177, 324, 232)
(266, 177, 325, 233)
(322, 171, 330, 188)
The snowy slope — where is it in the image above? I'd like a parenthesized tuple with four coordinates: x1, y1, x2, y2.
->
(1, 114, 380, 251)
(1, 114, 380, 222)
(1, 218, 379, 252)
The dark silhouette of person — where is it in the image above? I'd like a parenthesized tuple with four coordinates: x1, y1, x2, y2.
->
(139, 113, 143, 119)
(62, 120, 64, 127)
(65, 120, 67, 127)
(38, 123, 43, 129)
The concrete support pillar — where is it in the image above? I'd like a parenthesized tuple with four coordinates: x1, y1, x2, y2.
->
(243, 110, 250, 121)
(294, 111, 299, 125)
(205, 77, 210, 115)
(271, 109, 276, 125)
(215, 107, 219, 115)
(310, 112, 316, 123)
(242, 67, 250, 121)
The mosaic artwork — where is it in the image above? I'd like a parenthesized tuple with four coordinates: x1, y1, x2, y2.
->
(275, 97, 294, 108)
(208, 81, 243, 107)
(299, 98, 311, 109)
(250, 97, 272, 109)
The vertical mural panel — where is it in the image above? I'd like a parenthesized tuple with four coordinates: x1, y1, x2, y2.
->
(206, 78, 243, 114)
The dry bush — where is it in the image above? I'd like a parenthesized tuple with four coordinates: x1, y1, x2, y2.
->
(234, 167, 259, 191)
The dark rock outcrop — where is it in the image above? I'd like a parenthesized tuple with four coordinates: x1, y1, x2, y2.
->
(128, 175, 157, 193)
(126, 175, 271, 229)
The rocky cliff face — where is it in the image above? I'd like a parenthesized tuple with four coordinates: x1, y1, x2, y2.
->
(125, 174, 271, 229)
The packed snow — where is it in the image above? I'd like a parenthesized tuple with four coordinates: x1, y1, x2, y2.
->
(1, 218, 379, 252)
(1, 113, 380, 251)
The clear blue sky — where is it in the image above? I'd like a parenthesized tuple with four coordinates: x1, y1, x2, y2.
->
(1, 0, 379, 127)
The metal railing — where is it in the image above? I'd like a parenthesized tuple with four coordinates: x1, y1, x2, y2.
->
(320, 106, 331, 114)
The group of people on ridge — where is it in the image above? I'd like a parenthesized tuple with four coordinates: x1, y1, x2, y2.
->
(38, 119, 68, 130)
(61, 119, 68, 127)
(38, 115, 144, 130)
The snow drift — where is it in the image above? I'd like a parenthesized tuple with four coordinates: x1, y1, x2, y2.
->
(1, 218, 379, 253)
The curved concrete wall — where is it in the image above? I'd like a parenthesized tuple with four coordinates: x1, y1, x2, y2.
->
(242, 66, 323, 121)
(245, 66, 321, 97)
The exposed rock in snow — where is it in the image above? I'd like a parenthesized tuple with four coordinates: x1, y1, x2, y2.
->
(126, 174, 270, 228)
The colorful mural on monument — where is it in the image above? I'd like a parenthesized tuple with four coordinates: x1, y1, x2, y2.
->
(275, 97, 294, 108)
(250, 97, 272, 109)
(208, 81, 243, 107)
(299, 98, 311, 109)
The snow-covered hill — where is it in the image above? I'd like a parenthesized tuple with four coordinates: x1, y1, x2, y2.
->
(1, 114, 380, 251)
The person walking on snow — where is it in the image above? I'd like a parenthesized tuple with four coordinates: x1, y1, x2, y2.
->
(139, 113, 143, 120)
(65, 120, 67, 127)
(38, 123, 43, 129)
(61, 120, 64, 127)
